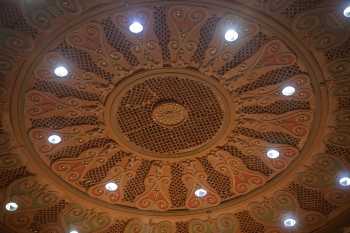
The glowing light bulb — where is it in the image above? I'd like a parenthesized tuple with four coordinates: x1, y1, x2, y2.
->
(5, 202, 18, 212)
(267, 149, 280, 159)
(344, 6, 350, 17)
(195, 188, 207, 198)
(54, 66, 69, 77)
(129, 22, 143, 34)
(48, 134, 62, 144)
(225, 29, 239, 42)
(339, 176, 350, 187)
(284, 218, 297, 228)
(282, 86, 296, 96)
(105, 182, 118, 191)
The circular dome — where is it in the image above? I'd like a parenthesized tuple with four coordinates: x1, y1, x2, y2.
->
(5, 0, 350, 232)
(21, 3, 315, 212)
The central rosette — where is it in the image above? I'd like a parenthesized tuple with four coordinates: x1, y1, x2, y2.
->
(152, 102, 188, 127)
(106, 69, 232, 157)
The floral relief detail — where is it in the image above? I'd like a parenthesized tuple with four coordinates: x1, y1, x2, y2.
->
(2, 2, 348, 233)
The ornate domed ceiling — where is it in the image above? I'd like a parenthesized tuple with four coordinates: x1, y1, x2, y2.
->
(1, 0, 350, 233)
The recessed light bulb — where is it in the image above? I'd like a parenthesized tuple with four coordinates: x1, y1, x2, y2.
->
(225, 29, 239, 42)
(195, 188, 207, 198)
(284, 218, 297, 228)
(267, 149, 280, 159)
(54, 66, 69, 77)
(344, 6, 350, 17)
(129, 22, 143, 34)
(5, 202, 18, 212)
(282, 86, 296, 96)
(105, 182, 118, 191)
(48, 134, 62, 144)
(339, 177, 350, 187)
(70, 230, 79, 233)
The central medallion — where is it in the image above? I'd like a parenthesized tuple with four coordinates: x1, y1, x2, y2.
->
(106, 68, 234, 158)
(152, 102, 188, 127)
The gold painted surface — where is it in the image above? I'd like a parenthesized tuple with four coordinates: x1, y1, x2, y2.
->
(0, 0, 349, 232)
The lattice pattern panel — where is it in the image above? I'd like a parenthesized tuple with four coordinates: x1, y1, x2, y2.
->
(234, 65, 304, 95)
(153, 7, 171, 65)
(240, 100, 310, 114)
(326, 144, 350, 163)
(175, 222, 189, 233)
(34, 80, 101, 102)
(288, 183, 337, 215)
(31, 116, 98, 129)
(29, 200, 67, 232)
(101, 220, 129, 233)
(56, 42, 114, 82)
(49, 138, 115, 164)
(326, 38, 350, 61)
(282, 0, 326, 18)
(192, 16, 221, 64)
(123, 160, 152, 202)
(235, 211, 265, 233)
(0, 166, 32, 188)
(235, 127, 300, 147)
(169, 163, 188, 207)
(80, 151, 128, 188)
(116, 76, 224, 154)
(217, 32, 269, 75)
(220, 145, 274, 176)
(102, 18, 139, 66)
(198, 157, 234, 199)
(0, 2, 38, 37)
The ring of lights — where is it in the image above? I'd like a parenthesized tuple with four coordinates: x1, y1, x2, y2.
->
(9, 0, 326, 217)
